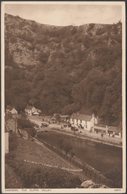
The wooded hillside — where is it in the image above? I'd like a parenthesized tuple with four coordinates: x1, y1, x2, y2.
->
(5, 13, 122, 126)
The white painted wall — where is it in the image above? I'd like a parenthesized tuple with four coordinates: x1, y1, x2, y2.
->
(77, 119, 81, 125)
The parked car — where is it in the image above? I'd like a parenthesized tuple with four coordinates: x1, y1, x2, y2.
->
(41, 122, 49, 127)
(71, 125, 78, 131)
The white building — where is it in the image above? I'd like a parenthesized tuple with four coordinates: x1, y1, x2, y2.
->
(25, 105, 41, 116)
(6, 105, 18, 115)
(70, 113, 98, 131)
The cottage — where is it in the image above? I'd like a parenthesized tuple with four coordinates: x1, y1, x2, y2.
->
(25, 105, 33, 116)
(11, 108, 18, 115)
(70, 113, 98, 131)
(25, 105, 41, 116)
(6, 105, 18, 115)
(32, 107, 41, 115)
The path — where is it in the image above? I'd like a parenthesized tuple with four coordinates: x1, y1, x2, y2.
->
(33, 137, 83, 173)
(50, 128, 122, 148)
(29, 116, 122, 148)
(23, 159, 83, 172)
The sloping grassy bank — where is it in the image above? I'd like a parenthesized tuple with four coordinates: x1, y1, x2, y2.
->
(5, 133, 82, 188)
(37, 131, 122, 188)
(6, 158, 81, 188)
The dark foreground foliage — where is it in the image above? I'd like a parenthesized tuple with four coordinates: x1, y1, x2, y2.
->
(6, 159, 81, 188)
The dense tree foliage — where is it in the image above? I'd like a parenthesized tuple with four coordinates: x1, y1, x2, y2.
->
(5, 14, 122, 126)
(17, 117, 36, 137)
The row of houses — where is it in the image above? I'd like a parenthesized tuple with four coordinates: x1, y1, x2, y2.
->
(53, 112, 122, 138)
(6, 105, 42, 116)
(5, 105, 122, 138)
(69, 113, 122, 138)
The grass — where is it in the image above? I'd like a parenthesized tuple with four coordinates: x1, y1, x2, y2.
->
(6, 135, 83, 188)
(11, 137, 81, 170)
(7, 159, 82, 188)
(5, 164, 23, 188)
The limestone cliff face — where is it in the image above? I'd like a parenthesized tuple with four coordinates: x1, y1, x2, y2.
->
(5, 13, 122, 68)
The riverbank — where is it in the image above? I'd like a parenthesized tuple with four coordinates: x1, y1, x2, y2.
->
(7, 134, 110, 188)
(37, 130, 122, 188)
(28, 116, 122, 148)
(6, 135, 84, 188)
(36, 136, 112, 187)
(51, 127, 122, 148)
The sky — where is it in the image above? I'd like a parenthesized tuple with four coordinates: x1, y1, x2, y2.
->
(4, 3, 122, 26)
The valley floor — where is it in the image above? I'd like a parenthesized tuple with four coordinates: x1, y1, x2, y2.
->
(29, 116, 122, 148)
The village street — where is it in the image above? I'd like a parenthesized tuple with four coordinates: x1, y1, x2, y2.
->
(28, 116, 122, 148)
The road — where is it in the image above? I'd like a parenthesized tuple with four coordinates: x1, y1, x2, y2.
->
(28, 116, 122, 148)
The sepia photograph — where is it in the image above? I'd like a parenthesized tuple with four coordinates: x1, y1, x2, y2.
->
(1, 1, 126, 193)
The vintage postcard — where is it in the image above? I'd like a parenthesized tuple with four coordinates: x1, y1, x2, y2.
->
(1, 1, 126, 193)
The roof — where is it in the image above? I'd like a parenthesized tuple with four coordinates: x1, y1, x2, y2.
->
(71, 113, 92, 121)
(94, 124, 107, 131)
(6, 105, 16, 111)
(95, 124, 107, 128)
(33, 112, 39, 115)
(25, 105, 39, 111)
(11, 108, 18, 114)
(35, 108, 41, 112)
(108, 126, 120, 132)
(6, 105, 13, 111)
(6, 106, 18, 114)
(60, 115, 69, 118)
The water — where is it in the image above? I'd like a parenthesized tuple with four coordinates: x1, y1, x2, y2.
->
(37, 130, 122, 187)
